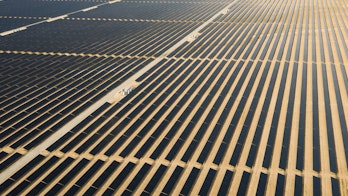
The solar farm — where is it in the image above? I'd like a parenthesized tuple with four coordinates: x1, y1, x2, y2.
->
(0, 0, 348, 195)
